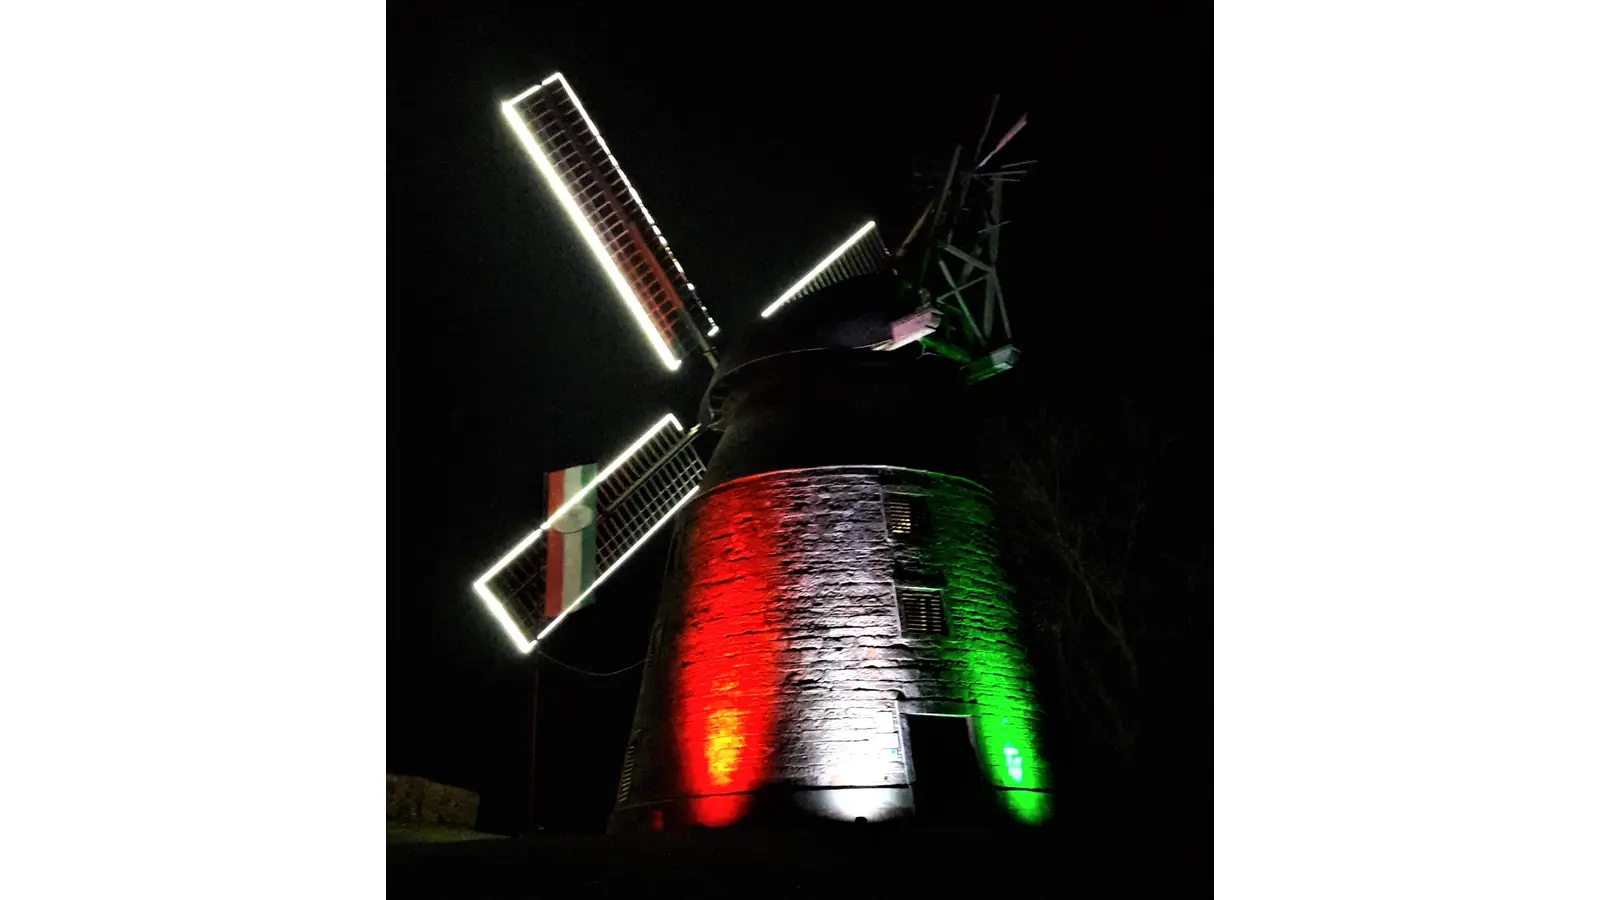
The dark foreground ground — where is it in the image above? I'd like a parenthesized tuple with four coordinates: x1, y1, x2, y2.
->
(388, 825, 1206, 897)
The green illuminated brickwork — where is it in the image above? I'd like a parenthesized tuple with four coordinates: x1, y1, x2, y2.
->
(916, 473, 1054, 824)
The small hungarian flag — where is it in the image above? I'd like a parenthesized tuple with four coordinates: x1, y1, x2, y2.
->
(545, 463, 598, 619)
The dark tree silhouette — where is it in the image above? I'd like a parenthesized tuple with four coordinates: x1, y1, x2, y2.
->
(978, 396, 1209, 837)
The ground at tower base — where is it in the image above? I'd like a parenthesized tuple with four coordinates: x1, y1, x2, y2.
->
(388, 821, 1204, 897)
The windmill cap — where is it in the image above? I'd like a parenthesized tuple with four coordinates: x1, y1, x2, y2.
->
(701, 273, 923, 424)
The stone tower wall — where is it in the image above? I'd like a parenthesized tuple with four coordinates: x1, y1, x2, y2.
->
(611, 465, 1051, 830)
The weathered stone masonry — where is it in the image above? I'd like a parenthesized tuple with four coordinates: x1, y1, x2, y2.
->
(612, 464, 1051, 829)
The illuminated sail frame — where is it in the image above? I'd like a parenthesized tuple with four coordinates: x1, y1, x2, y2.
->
(760, 221, 888, 318)
(472, 414, 705, 653)
(502, 74, 720, 370)
(481, 81, 891, 655)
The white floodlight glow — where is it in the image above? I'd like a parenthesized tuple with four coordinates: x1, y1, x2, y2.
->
(528, 484, 699, 649)
(760, 221, 878, 318)
(821, 787, 901, 822)
(501, 90, 682, 371)
(707, 325, 719, 338)
(470, 413, 686, 654)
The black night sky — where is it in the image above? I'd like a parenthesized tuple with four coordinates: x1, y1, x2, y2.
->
(390, 2, 1210, 851)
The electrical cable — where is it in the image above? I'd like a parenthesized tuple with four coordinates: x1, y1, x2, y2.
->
(535, 646, 646, 678)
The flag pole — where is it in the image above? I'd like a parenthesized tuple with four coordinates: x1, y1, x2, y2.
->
(528, 653, 541, 833)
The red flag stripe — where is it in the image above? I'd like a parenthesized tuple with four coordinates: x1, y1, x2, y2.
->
(545, 469, 565, 619)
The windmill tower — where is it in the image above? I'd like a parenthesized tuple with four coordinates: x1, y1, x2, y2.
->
(473, 73, 1051, 831)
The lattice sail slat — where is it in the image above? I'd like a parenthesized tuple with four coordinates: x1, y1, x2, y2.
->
(472, 414, 706, 653)
(501, 73, 719, 370)
(760, 221, 890, 318)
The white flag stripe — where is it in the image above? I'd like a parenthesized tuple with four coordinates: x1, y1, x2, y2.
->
(561, 465, 586, 606)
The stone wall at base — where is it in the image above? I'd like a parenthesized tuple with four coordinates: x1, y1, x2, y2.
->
(387, 774, 481, 828)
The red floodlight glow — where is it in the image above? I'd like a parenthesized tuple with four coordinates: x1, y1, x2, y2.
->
(674, 483, 786, 826)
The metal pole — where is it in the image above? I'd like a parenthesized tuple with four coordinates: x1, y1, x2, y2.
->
(919, 145, 962, 288)
(984, 179, 1003, 338)
(528, 655, 541, 833)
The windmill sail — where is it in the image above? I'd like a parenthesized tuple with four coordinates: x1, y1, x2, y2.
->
(473, 414, 706, 654)
(501, 74, 719, 371)
(760, 220, 889, 318)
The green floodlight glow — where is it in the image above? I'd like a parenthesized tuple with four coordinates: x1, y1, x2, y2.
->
(1001, 789, 1052, 825)
(759, 220, 878, 318)
(917, 481, 1054, 825)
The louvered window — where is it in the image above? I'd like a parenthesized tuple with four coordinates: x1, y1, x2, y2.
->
(884, 492, 930, 537)
(617, 735, 640, 803)
(898, 586, 947, 636)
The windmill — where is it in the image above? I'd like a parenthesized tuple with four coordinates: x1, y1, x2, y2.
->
(472, 72, 1051, 831)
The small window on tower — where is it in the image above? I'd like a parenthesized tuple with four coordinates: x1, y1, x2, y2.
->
(897, 585, 947, 636)
(884, 492, 931, 538)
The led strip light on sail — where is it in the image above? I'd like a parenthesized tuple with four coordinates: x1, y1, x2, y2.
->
(501, 73, 695, 371)
(759, 221, 878, 318)
(523, 485, 698, 652)
(471, 413, 690, 654)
